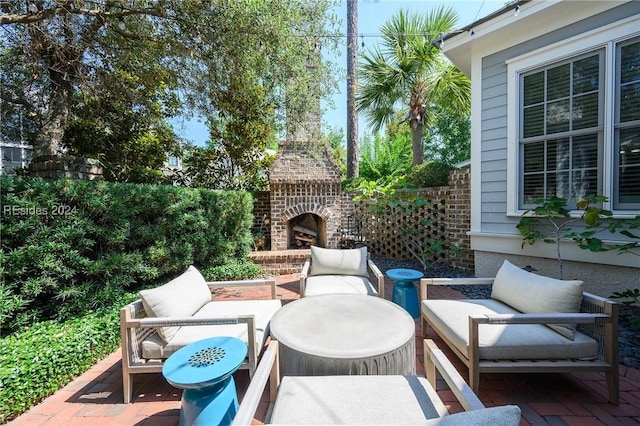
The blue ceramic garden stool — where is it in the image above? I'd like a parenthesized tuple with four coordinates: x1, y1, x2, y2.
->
(387, 268, 424, 318)
(162, 336, 247, 426)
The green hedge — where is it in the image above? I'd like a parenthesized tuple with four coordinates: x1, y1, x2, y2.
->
(0, 177, 254, 334)
(405, 161, 453, 188)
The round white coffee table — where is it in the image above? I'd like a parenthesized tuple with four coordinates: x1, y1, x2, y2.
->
(270, 294, 416, 376)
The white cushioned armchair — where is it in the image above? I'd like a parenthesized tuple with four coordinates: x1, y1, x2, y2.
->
(120, 265, 281, 403)
(299, 246, 384, 297)
(421, 259, 619, 404)
(232, 339, 522, 425)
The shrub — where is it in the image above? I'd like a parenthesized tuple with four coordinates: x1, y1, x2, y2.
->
(516, 195, 639, 279)
(201, 259, 263, 281)
(405, 161, 453, 188)
(0, 176, 254, 334)
(0, 293, 134, 423)
(358, 132, 412, 183)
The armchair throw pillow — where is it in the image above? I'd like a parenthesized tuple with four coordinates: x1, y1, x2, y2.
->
(491, 259, 583, 340)
(309, 246, 368, 277)
(139, 265, 211, 342)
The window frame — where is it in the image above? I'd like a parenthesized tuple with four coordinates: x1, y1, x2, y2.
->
(506, 16, 640, 217)
(167, 155, 180, 168)
(518, 50, 605, 209)
(614, 36, 640, 210)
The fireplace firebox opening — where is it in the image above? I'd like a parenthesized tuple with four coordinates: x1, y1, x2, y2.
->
(287, 213, 327, 249)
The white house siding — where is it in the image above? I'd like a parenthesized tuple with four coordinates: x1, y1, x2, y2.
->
(470, 2, 640, 294)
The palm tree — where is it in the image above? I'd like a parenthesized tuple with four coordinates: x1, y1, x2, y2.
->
(357, 7, 470, 166)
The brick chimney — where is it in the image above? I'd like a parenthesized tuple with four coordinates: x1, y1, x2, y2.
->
(269, 138, 343, 250)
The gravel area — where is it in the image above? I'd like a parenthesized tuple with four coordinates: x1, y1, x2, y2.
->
(373, 256, 640, 370)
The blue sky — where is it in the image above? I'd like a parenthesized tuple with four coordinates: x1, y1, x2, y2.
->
(172, 0, 507, 147)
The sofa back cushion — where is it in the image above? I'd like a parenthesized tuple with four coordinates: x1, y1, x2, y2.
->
(491, 259, 584, 340)
(139, 265, 211, 342)
(309, 246, 368, 277)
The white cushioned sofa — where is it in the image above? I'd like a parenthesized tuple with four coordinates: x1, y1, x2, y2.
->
(299, 246, 384, 297)
(421, 260, 619, 404)
(232, 339, 522, 425)
(120, 265, 282, 403)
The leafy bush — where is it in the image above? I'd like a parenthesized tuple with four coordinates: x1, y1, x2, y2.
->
(405, 161, 453, 188)
(0, 293, 134, 423)
(358, 132, 412, 184)
(0, 176, 254, 334)
(610, 289, 640, 331)
(516, 195, 640, 279)
(201, 259, 263, 281)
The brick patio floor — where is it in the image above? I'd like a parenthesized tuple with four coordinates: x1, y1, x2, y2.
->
(8, 273, 640, 425)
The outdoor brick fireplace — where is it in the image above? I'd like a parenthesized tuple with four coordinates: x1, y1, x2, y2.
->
(269, 139, 343, 251)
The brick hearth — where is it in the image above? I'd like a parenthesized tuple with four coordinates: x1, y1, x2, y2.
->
(248, 249, 309, 274)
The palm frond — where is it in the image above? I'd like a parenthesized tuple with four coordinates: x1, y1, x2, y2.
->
(357, 6, 469, 141)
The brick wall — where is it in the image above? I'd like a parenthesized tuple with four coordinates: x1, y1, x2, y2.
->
(447, 168, 473, 271)
(253, 166, 473, 272)
(28, 155, 103, 180)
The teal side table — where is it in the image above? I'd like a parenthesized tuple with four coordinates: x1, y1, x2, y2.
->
(387, 268, 424, 318)
(162, 336, 247, 426)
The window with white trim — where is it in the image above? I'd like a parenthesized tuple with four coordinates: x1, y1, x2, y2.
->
(167, 155, 180, 168)
(615, 38, 640, 209)
(517, 36, 640, 211)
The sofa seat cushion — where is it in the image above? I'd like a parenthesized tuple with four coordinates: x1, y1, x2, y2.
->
(309, 246, 368, 277)
(139, 265, 211, 342)
(141, 299, 282, 359)
(304, 275, 378, 296)
(422, 299, 599, 360)
(270, 375, 448, 425)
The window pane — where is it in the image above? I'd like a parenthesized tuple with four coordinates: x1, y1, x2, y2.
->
(620, 82, 640, 122)
(620, 41, 640, 84)
(547, 138, 570, 171)
(546, 99, 570, 134)
(550, 171, 570, 200)
(618, 127, 640, 205)
(573, 55, 600, 94)
(523, 142, 544, 172)
(523, 174, 544, 203)
(523, 105, 544, 137)
(573, 93, 599, 130)
(572, 134, 598, 169)
(524, 72, 544, 106)
(547, 64, 570, 100)
(572, 170, 598, 200)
